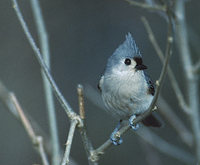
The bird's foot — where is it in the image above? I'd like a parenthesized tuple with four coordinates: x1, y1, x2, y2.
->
(110, 120, 123, 145)
(110, 130, 123, 145)
(129, 115, 139, 130)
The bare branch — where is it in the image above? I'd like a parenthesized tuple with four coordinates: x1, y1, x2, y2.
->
(77, 84, 85, 120)
(141, 16, 190, 114)
(158, 96, 193, 146)
(30, 0, 60, 164)
(77, 85, 98, 165)
(0, 81, 55, 159)
(175, 1, 200, 163)
(61, 120, 78, 165)
(125, 0, 166, 12)
(10, 93, 49, 165)
(91, 10, 174, 161)
(0, 81, 49, 165)
(12, 0, 78, 120)
(85, 85, 193, 159)
(0, 81, 19, 118)
(136, 127, 195, 164)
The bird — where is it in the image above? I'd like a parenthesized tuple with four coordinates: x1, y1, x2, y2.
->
(98, 33, 161, 145)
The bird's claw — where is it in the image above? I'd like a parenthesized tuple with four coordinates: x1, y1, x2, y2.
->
(110, 131, 123, 145)
(129, 115, 140, 130)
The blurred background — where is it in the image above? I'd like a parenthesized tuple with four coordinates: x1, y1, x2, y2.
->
(0, 0, 199, 164)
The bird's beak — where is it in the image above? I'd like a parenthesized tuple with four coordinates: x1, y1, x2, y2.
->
(135, 64, 147, 70)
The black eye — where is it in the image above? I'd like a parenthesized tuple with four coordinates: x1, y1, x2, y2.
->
(124, 58, 131, 65)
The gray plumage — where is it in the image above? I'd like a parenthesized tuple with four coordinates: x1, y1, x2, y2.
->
(99, 33, 161, 127)
(105, 33, 141, 73)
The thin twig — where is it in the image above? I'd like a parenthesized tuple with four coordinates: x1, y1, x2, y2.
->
(136, 127, 195, 164)
(10, 93, 49, 165)
(175, 1, 200, 163)
(30, 0, 60, 164)
(77, 84, 85, 120)
(0, 81, 49, 165)
(12, 0, 78, 120)
(84, 85, 194, 160)
(61, 120, 78, 165)
(125, 0, 166, 12)
(158, 96, 193, 146)
(141, 16, 190, 114)
(91, 10, 174, 162)
(77, 85, 98, 165)
(0, 81, 56, 162)
(0, 81, 19, 118)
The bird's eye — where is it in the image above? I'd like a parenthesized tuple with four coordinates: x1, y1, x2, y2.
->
(124, 58, 131, 65)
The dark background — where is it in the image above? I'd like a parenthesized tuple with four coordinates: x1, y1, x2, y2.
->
(0, 0, 199, 164)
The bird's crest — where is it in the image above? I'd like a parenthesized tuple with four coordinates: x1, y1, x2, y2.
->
(106, 33, 141, 71)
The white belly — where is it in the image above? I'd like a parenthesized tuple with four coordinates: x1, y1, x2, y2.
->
(101, 71, 153, 119)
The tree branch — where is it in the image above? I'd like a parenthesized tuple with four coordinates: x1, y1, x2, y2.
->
(91, 9, 174, 162)
(12, 0, 79, 120)
(175, 1, 200, 163)
(11, 94, 49, 165)
(77, 85, 98, 165)
(61, 120, 78, 165)
(136, 127, 195, 164)
(0, 81, 49, 165)
(30, 0, 60, 164)
(141, 16, 190, 114)
(158, 96, 193, 146)
(125, 0, 166, 12)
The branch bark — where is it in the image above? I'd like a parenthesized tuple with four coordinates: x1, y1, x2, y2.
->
(77, 85, 98, 165)
(12, 0, 78, 120)
(61, 120, 78, 165)
(125, 0, 166, 11)
(91, 9, 174, 162)
(158, 96, 193, 146)
(136, 127, 195, 164)
(0, 81, 49, 165)
(30, 0, 60, 164)
(141, 16, 190, 114)
(175, 1, 200, 163)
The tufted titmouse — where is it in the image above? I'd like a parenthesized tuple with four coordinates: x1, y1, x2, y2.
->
(98, 33, 161, 145)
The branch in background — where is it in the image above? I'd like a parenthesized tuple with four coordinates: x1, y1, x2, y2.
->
(0, 81, 55, 159)
(61, 120, 78, 165)
(136, 127, 195, 164)
(11, 0, 195, 164)
(158, 96, 193, 146)
(188, 27, 200, 61)
(175, 1, 200, 163)
(141, 16, 190, 114)
(11, 1, 93, 164)
(84, 85, 193, 164)
(91, 10, 174, 161)
(0, 81, 49, 165)
(138, 139, 163, 165)
(12, 0, 79, 121)
(30, 0, 60, 164)
(77, 85, 98, 165)
(85, 84, 193, 146)
(125, 0, 166, 12)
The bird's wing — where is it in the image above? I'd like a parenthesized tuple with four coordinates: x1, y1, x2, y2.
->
(144, 72, 155, 96)
(97, 75, 104, 93)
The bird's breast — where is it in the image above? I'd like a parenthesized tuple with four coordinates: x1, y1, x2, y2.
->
(102, 71, 153, 118)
